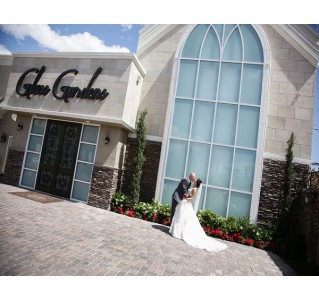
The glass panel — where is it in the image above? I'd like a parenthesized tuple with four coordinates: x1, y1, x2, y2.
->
(75, 162, 93, 182)
(43, 123, 63, 166)
(72, 181, 90, 202)
(232, 149, 256, 192)
(201, 27, 220, 60)
(205, 188, 228, 217)
(165, 139, 187, 180)
(25, 152, 39, 170)
(218, 63, 241, 102)
(241, 64, 263, 105)
(237, 106, 260, 149)
(240, 25, 263, 62)
(21, 169, 36, 188)
(224, 25, 237, 44)
(209, 145, 233, 188)
(31, 118, 46, 135)
(196, 61, 219, 100)
(39, 170, 54, 187)
(28, 135, 43, 152)
(78, 143, 96, 163)
(171, 99, 192, 139)
(228, 192, 251, 218)
(186, 142, 210, 182)
(162, 179, 179, 206)
(182, 25, 209, 58)
(214, 103, 237, 145)
(212, 24, 224, 43)
(223, 28, 242, 61)
(59, 125, 81, 169)
(82, 125, 98, 144)
(191, 101, 215, 142)
(56, 174, 71, 192)
(176, 60, 198, 98)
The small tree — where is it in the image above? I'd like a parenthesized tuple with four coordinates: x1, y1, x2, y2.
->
(130, 109, 147, 202)
(278, 132, 296, 234)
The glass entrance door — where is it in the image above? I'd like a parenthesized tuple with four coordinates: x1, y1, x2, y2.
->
(35, 120, 82, 198)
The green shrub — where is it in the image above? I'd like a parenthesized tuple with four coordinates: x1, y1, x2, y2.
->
(111, 193, 275, 250)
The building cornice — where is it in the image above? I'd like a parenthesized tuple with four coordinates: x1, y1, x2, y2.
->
(271, 24, 319, 67)
(0, 105, 135, 132)
(12, 52, 146, 77)
(137, 24, 179, 54)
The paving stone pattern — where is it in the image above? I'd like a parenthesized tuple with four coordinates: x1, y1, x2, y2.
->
(0, 183, 295, 276)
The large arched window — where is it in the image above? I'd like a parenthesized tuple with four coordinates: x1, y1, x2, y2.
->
(160, 24, 267, 220)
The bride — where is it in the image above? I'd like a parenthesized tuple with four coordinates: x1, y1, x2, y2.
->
(169, 179, 227, 252)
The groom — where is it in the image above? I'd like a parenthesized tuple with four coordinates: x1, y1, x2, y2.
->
(170, 172, 196, 221)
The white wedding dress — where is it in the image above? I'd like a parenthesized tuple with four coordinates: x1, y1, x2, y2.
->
(169, 186, 227, 252)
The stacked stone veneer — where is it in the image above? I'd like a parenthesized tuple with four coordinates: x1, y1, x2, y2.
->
(88, 165, 119, 210)
(0, 149, 24, 185)
(258, 158, 309, 226)
(120, 137, 162, 202)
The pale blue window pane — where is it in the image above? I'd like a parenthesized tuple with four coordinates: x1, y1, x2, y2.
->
(78, 143, 96, 163)
(177, 60, 198, 98)
(171, 99, 192, 139)
(209, 146, 233, 188)
(197, 61, 219, 100)
(82, 125, 98, 144)
(162, 179, 179, 206)
(21, 169, 36, 188)
(232, 149, 256, 192)
(241, 64, 263, 105)
(237, 106, 260, 148)
(31, 119, 46, 135)
(72, 181, 90, 202)
(166, 139, 187, 180)
(228, 192, 251, 218)
(25, 152, 39, 170)
(205, 188, 228, 217)
(212, 25, 224, 43)
(223, 28, 242, 61)
(214, 103, 237, 145)
(75, 162, 93, 182)
(224, 25, 237, 44)
(201, 28, 220, 60)
(191, 101, 215, 142)
(182, 25, 209, 58)
(186, 142, 210, 182)
(218, 63, 241, 102)
(28, 135, 43, 152)
(240, 25, 263, 62)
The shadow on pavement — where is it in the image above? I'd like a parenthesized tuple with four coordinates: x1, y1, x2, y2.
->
(267, 251, 297, 275)
(152, 224, 171, 235)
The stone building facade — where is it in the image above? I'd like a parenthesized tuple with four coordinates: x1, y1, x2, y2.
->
(0, 25, 318, 230)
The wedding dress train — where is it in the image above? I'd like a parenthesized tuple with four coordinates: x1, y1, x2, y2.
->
(169, 199, 227, 252)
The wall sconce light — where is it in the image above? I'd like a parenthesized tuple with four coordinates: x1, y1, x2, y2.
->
(1, 132, 6, 143)
(17, 122, 23, 131)
(104, 130, 110, 144)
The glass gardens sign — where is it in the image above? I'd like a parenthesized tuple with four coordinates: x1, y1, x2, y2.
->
(16, 66, 109, 102)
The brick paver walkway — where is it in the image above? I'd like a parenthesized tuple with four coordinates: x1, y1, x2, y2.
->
(0, 183, 295, 276)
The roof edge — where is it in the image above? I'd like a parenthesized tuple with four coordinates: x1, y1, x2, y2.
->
(271, 24, 319, 67)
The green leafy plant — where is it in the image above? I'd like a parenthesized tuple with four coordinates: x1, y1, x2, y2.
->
(110, 193, 274, 250)
(277, 132, 296, 235)
(130, 109, 147, 203)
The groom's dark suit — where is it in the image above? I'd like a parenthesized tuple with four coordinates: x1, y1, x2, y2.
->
(171, 178, 191, 220)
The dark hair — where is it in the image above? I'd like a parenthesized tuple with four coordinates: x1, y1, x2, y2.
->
(196, 178, 202, 188)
